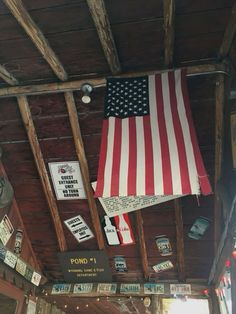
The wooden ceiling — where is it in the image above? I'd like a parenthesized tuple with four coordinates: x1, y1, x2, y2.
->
(0, 0, 236, 313)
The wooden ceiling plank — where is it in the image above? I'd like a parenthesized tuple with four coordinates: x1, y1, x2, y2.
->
(86, 0, 121, 75)
(163, 0, 175, 67)
(17, 95, 67, 252)
(0, 64, 19, 85)
(135, 210, 149, 280)
(219, 3, 236, 59)
(3, 0, 68, 81)
(214, 74, 225, 250)
(64, 91, 105, 250)
(174, 199, 185, 282)
(0, 63, 228, 98)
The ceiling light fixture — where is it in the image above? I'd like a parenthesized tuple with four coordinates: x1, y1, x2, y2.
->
(81, 83, 93, 104)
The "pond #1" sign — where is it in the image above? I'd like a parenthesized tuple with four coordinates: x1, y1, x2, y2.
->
(49, 161, 86, 200)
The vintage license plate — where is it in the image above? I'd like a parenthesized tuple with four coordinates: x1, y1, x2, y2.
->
(152, 260, 173, 273)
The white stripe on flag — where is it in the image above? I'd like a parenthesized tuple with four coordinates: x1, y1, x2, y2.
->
(119, 118, 129, 195)
(103, 117, 115, 197)
(149, 75, 164, 195)
(136, 116, 146, 195)
(175, 70, 199, 194)
(162, 72, 182, 194)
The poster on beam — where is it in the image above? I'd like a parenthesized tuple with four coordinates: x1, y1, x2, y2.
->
(49, 161, 86, 200)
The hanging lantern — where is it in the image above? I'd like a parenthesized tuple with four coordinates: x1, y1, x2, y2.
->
(0, 177, 14, 208)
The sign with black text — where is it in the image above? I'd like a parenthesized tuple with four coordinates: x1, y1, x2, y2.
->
(49, 161, 86, 200)
(64, 215, 94, 243)
(58, 250, 112, 283)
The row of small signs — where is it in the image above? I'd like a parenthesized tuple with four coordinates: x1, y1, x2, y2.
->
(50, 283, 192, 296)
(0, 243, 42, 286)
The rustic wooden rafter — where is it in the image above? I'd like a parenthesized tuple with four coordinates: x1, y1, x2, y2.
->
(0, 64, 19, 85)
(135, 210, 149, 280)
(0, 63, 228, 98)
(214, 74, 225, 249)
(3, 0, 68, 81)
(174, 199, 185, 282)
(86, 0, 121, 74)
(219, 2, 236, 59)
(17, 95, 67, 252)
(163, 0, 175, 67)
(64, 91, 105, 250)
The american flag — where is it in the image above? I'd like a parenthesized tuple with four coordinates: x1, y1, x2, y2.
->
(95, 70, 212, 197)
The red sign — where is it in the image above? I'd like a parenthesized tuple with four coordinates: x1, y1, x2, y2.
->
(114, 214, 135, 245)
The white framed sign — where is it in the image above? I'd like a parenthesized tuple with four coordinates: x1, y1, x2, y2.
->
(120, 284, 141, 294)
(144, 283, 165, 294)
(73, 283, 93, 294)
(170, 284, 191, 295)
(48, 161, 86, 200)
(51, 284, 71, 294)
(64, 215, 94, 243)
(0, 215, 14, 245)
(4, 251, 17, 268)
(92, 182, 181, 217)
(27, 300, 36, 314)
(97, 283, 117, 294)
(31, 271, 42, 286)
(16, 258, 27, 276)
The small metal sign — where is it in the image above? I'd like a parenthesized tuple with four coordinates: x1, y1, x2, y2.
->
(114, 256, 127, 272)
(49, 161, 86, 200)
(15, 258, 27, 276)
(120, 283, 141, 294)
(0, 215, 14, 245)
(170, 284, 191, 295)
(58, 250, 112, 283)
(51, 284, 71, 294)
(4, 251, 17, 268)
(97, 283, 117, 294)
(144, 283, 165, 294)
(155, 235, 172, 256)
(152, 260, 174, 273)
(31, 271, 42, 286)
(188, 217, 210, 240)
(73, 283, 93, 294)
(64, 215, 94, 243)
(0, 243, 6, 260)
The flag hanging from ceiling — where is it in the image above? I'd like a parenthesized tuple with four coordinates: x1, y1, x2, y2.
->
(95, 69, 212, 198)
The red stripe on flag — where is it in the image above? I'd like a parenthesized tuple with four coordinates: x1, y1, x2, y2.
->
(155, 74, 173, 194)
(180, 70, 212, 195)
(168, 71, 191, 194)
(95, 119, 109, 197)
(128, 117, 137, 195)
(110, 118, 122, 196)
(143, 115, 154, 194)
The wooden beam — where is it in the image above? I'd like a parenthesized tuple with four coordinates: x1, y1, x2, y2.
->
(163, 0, 175, 67)
(0, 63, 228, 98)
(174, 199, 185, 282)
(3, 0, 67, 81)
(214, 74, 225, 249)
(0, 161, 42, 272)
(219, 3, 236, 59)
(0, 64, 19, 85)
(64, 91, 105, 250)
(17, 95, 67, 252)
(86, 0, 121, 75)
(135, 210, 149, 280)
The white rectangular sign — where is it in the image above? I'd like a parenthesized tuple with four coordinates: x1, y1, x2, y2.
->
(97, 283, 117, 294)
(27, 300, 36, 314)
(170, 284, 191, 295)
(64, 215, 94, 243)
(51, 284, 71, 294)
(49, 161, 86, 200)
(144, 283, 165, 294)
(16, 258, 27, 276)
(0, 215, 14, 245)
(73, 283, 93, 294)
(120, 283, 141, 294)
(4, 251, 17, 268)
(31, 271, 42, 286)
(92, 182, 181, 217)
